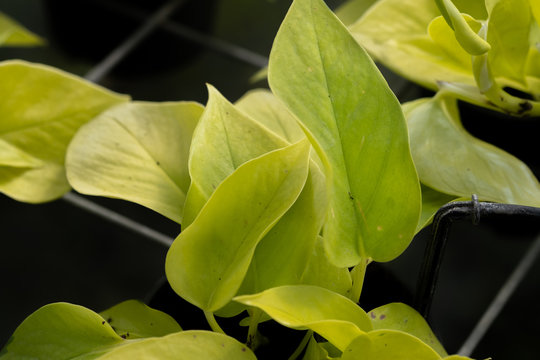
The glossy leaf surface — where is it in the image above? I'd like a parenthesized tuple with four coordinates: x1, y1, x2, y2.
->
(66, 101, 201, 223)
(0, 60, 128, 202)
(235, 285, 372, 351)
(269, 0, 420, 266)
(166, 140, 311, 312)
(341, 330, 442, 360)
(0, 12, 43, 46)
(0, 302, 124, 360)
(403, 96, 540, 207)
(99, 300, 182, 339)
(368, 303, 447, 357)
(97, 331, 256, 360)
(182, 85, 288, 226)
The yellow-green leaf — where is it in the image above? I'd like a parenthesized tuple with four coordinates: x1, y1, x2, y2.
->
(235, 285, 372, 351)
(269, 0, 421, 266)
(341, 330, 442, 360)
(403, 96, 540, 207)
(166, 140, 311, 312)
(0, 60, 129, 203)
(0, 12, 43, 46)
(368, 303, 447, 357)
(66, 101, 202, 223)
(99, 300, 182, 339)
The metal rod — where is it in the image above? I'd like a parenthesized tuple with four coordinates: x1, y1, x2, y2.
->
(94, 0, 268, 68)
(414, 197, 540, 319)
(84, 0, 186, 83)
(458, 232, 540, 356)
(62, 192, 174, 247)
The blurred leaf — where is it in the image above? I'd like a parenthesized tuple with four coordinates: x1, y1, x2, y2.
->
(341, 330, 442, 359)
(403, 96, 540, 206)
(0, 60, 129, 202)
(350, 0, 474, 90)
(485, 0, 531, 85)
(269, 0, 421, 266)
(235, 285, 372, 351)
(335, 0, 379, 26)
(302, 336, 332, 360)
(99, 300, 182, 339)
(66, 101, 202, 223)
(166, 140, 311, 312)
(368, 303, 447, 357)
(0, 12, 43, 46)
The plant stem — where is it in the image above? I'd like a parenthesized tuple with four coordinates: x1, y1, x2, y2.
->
(246, 308, 263, 350)
(350, 258, 369, 304)
(204, 311, 225, 334)
(287, 330, 313, 360)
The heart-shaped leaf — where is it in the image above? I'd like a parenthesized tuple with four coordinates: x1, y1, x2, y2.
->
(0, 60, 129, 202)
(66, 101, 202, 223)
(269, 0, 421, 265)
(166, 140, 311, 312)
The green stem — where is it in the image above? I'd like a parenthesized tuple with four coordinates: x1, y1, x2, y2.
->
(204, 311, 225, 334)
(287, 330, 313, 360)
(350, 258, 369, 304)
(246, 308, 263, 350)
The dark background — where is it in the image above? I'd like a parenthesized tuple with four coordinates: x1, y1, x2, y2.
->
(1, 1, 539, 359)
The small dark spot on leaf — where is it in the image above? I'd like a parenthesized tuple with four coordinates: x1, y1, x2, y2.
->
(348, 191, 354, 200)
(156, 161, 160, 166)
(242, 348, 246, 352)
(218, 277, 222, 280)
(380, 314, 386, 320)
(518, 100, 532, 113)
(370, 312, 376, 319)
(150, 322, 154, 326)
(107, 317, 112, 323)
(500, 96, 504, 102)
(193, 335, 197, 339)
(101, 321, 106, 325)
(221, 343, 225, 347)
(121, 334, 127, 339)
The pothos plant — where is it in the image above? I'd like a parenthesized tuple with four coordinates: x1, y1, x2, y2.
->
(2, 0, 537, 358)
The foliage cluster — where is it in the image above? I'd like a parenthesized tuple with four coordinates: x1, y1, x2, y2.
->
(2, 0, 539, 358)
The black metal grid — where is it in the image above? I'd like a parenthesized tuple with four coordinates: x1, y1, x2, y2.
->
(1, 1, 539, 358)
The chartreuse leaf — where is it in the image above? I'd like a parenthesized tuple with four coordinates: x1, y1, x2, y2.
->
(434, 0, 490, 55)
(98, 300, 181, 339)
(0, 12, 43, 46)
(96, 331, 255, 360)
(334, 0, 379, 26)
(301, 236, 352, 297)
(368, 303, 447, 357)
(0, 302, 254, 360)
(341, 330, 442, 360)
(66, 101, 201, 223)
(443, 357, 474, 360)
(182, 85, 288, 226)
(269, 0, 421, 266)
(166, 140, 311, 312)
(0, 302, 124, 359)
(235, 89, 305, 143)
(531, 0, 540, 25)
(0, 60, 129, 203)
(485, 0, 531, 86)
(403, 95, 540, 207)
(350, 0, 475, 91)
(302, 336, 332, 360)
(235, 285, 372, 351)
